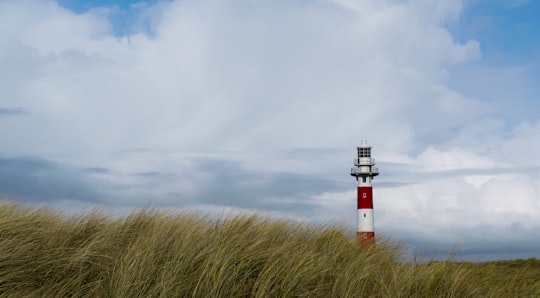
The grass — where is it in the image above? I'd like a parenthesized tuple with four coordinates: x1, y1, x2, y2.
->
(0, 202, 538, 297)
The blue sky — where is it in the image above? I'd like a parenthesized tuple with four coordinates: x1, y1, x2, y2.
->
(57, 0, 160, 12)
(1, 0, 540, 261)
(448, 0, 540, 126)
(56, 0, 166, 36)
(456, 0, 540, 65)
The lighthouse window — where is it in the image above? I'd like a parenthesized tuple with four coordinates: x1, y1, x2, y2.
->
(363, 193, 367, 198)
(358, 148, 371, 157)
(363, 213, 366, 218)
(362, 177, 367, 183)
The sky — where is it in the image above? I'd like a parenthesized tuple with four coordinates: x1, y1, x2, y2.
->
(1, 0, 540, 261)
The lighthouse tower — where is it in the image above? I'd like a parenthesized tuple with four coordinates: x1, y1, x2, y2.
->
(350, 140, 379, 245)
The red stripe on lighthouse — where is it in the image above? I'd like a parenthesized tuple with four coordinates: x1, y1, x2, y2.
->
(357, 232, 375, 245)
(357, 187, 373, 209)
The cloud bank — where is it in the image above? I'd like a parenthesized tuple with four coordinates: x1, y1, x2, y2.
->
(1, 0, 539, 260)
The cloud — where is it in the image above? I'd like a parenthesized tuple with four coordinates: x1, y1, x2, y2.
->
(172, 158, 347, 213)
(0, 156, 107, 204)
(373, 142, 540, 260)
(0, 0, 482, 156)
(0, 0, 539, 259)
(0, 107, 27, 117)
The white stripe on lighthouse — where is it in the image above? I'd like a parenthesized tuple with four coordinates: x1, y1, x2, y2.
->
(357, 209, 374, 232)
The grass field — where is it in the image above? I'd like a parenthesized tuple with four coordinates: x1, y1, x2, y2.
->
(0, 202, 538, 297)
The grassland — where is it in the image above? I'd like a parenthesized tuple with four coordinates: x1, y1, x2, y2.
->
(0, 202, 538, 297)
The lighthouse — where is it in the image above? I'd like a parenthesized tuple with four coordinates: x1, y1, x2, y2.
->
(350, 140, 379, 245)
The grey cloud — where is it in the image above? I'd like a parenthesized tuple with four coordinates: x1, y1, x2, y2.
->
(379, 161, 540, 183)
(376, 181, 416, 188)
(277, 147, 347, 159)
(379, 221, 540, 261)
(136, 171, 170, 178)
(0, 156, 108, 204)
(171, 158, 347, 214)
(0, 107, 27, 117)
(420, 238, 540, 261)
(425, 165, 540, 178)
(28, 155, 349, 215)
(84, 167, 111, 174)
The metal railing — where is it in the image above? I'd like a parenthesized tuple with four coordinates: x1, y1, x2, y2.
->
(350, 167, 379, 176)
(354, 158, 375, 166)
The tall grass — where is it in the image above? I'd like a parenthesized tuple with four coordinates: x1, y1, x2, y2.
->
(0, 202, 538, 297)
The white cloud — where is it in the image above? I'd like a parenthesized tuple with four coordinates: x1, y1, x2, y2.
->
(417, 147, 494, 170)
(1, 0, 482, 156)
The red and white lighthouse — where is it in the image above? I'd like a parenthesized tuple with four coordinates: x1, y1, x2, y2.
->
(350, 140, 379, 245)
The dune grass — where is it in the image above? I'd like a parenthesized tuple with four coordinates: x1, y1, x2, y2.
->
(0, 202, 538, 297)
